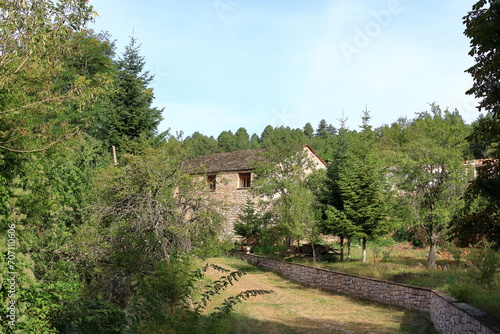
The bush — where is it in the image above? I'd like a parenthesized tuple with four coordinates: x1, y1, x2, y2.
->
(54, 299, 129, 334)
(448, 277, 475, 302)
(233, 201, 276, 247)
(467, 241, 500, 286)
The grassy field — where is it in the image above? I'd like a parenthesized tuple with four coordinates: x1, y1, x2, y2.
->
(202, 256, 438, 334)
(267, 242, 500, 320)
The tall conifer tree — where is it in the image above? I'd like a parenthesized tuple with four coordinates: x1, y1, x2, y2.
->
(98, 37, 163, 153)
(322, 112, 391, 263)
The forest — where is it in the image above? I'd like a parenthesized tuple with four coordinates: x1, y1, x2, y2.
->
(0, 0, 499, 333)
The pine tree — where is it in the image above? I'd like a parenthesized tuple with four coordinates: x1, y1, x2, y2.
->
(98, 37, 163, 153)
(183, 132, 219, 158)
(217, 130, 237, 152)
(303, 123, 315, 139)
(234, 200, 265, 246)
(322, 114, 392, 263)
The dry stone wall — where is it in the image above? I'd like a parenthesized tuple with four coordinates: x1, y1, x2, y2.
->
(207, 172, 257, 234)
(237, 253, 500, 334)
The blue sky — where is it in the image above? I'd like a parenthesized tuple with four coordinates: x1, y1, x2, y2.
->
(90, 0, 481, 138)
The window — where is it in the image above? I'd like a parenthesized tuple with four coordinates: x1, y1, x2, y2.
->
(207, 174, 216, 191)
(239, 173, 251, 188)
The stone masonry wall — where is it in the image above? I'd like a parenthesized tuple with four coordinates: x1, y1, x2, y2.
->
(206, 172, 258, 235)
(237, 253, 500, 334)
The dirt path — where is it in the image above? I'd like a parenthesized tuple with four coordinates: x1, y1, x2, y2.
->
(203, 257, 437, 334)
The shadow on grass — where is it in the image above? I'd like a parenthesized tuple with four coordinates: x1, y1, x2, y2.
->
(399, 310, 440, 334)
(226, 310, 438, 334)
(215, 259, 268, 273)
(204, 258, 443, 334)
(142, 308, 439, 334)
(392, 256, 428, 267)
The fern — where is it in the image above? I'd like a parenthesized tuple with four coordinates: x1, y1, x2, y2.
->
(213, 289, 275, 316)
(188, 263, 274, 316)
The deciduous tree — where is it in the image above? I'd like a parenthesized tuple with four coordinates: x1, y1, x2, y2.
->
(456, 0, 500, 248)
(253, 144, 319, 248)
(396, 106, 471, 268)
(0, 0, 106, 153)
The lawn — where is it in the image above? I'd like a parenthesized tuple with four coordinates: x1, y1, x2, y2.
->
(264, 242, 500, 320)
(201, 256, 439, 334)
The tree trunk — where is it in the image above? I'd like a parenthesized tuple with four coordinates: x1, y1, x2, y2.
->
(428, 236, 438, 269)
(339, 235, 344, 262)
(425, 223, 441, 269)
(311, 241, 316, 263)
(361, 237, 367, 264)
(347, 237, 351, 260)
(112, 145, 119, 167)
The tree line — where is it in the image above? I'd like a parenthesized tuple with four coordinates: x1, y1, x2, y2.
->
(232, 106, 481, 267)
(0, 0, 499, 333)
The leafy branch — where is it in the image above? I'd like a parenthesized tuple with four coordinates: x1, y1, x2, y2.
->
(213, 289, 275, 317)
(188, 263, 274, 317)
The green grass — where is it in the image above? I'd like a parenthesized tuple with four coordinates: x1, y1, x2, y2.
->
(258, 242, 500, 319)
(203, 256, 438, 334)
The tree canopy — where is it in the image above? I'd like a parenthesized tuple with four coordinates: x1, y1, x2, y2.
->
(0, 0, 106, 153)
(1, 0, 499, 331)
(96, 37, 164, 153)
(456, 0, 500, 248)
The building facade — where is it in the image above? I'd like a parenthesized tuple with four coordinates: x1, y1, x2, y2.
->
(183, 145, 326, 236)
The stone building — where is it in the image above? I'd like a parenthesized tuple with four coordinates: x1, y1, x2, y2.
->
(182, 145, 327, 236)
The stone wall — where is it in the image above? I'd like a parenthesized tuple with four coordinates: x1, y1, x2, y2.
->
(207, 172, 257, 234)
(237, 253, 500, 334)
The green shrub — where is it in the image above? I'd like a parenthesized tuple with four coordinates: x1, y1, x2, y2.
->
(448, 277, 475, 302)
(54, 299, 129, 334)
(233, 200, 269, 246)
(371, 237, 396, 248)
(467, 241, 500, 286)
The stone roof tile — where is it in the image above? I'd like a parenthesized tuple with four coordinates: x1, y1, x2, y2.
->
(183, 149, 266, 174)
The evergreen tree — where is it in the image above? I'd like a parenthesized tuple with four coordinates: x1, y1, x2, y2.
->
(322, 113, 392, 263)
(183, 131, 219, 158)
(315, 119, 336, 138)
(234, 200, 268, 246)
(303, 122, 315, 139)
(97, 37, 163, 153)
(260, 125, 274, 144)
(250, 133, 260, 148)
(217, 130, 238, 152)
(234, 127, 251, 151)
(260, 126, 307, 149)
(321, 119, 356, 260)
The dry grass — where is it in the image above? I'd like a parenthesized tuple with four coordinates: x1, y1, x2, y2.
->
(284, 242, 500, 319)
(202, 257, 438, 334)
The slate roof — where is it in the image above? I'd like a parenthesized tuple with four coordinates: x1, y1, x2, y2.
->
(182, 149, 267, 174)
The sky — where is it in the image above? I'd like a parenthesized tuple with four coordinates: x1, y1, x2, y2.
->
(89, 0, 482, 138)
